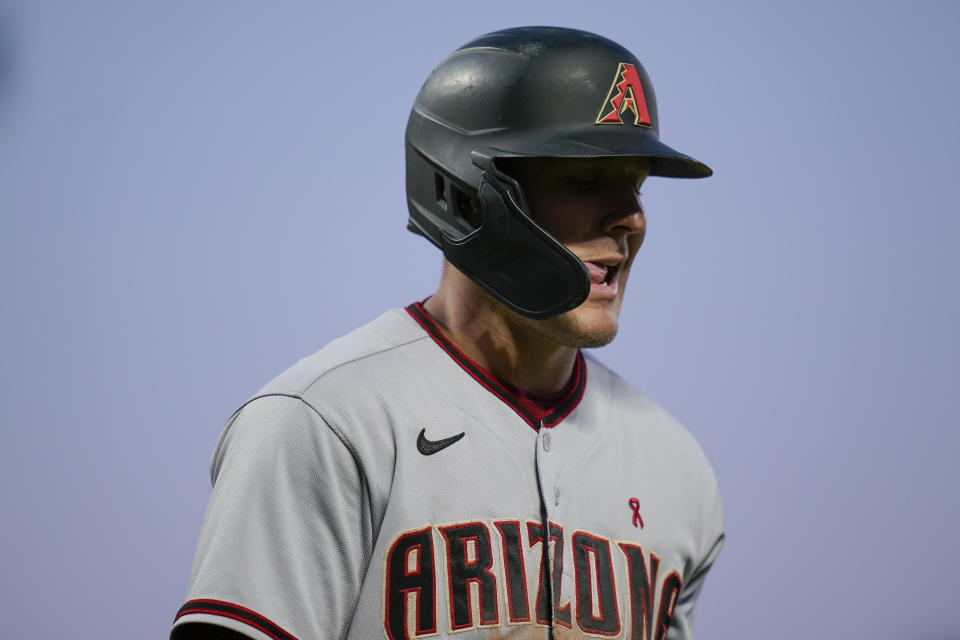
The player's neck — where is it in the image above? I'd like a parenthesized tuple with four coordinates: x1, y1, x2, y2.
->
(423, 269, 578, 395)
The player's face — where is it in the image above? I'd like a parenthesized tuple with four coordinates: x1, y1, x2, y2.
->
(504, 157, 650, 348)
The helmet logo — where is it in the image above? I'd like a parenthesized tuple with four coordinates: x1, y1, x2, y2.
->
(595, 63, 651, 127)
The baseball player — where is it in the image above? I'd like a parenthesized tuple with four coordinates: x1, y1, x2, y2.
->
(172, 26, 724, 640)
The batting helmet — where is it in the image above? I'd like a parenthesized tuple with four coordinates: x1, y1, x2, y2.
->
(405, 26, 711, 319)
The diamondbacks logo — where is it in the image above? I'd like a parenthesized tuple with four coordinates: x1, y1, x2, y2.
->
(596, 62, 652, 127)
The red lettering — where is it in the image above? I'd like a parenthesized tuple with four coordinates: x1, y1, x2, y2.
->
(596, 62, 652, 127)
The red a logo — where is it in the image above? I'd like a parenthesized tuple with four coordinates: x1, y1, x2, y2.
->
(595, 63, 652, 127)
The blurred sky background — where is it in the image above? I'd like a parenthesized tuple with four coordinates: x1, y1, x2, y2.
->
(1, 1, 958, 638)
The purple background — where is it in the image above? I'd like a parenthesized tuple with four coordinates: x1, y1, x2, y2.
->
(2, 2, 958, 638)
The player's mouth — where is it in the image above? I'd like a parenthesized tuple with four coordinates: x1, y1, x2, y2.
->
(584, 260, 621, 299)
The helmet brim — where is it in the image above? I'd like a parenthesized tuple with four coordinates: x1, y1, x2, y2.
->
(479, 127, 712, 179)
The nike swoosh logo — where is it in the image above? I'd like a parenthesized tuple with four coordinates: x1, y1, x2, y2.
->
(417, 428, 465, 455)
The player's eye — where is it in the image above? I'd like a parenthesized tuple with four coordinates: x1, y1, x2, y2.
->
(563, 177, 599, 191)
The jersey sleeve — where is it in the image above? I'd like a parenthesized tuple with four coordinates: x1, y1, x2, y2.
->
(668, 458, 725, 640)
(171, 394, 372, 640)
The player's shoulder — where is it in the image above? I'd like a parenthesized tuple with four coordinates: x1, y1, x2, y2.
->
(225, 306, 434, 446)
(584, 354, 716, 475)
(252, 306, 424, 399)
(209, 308, 425, 477)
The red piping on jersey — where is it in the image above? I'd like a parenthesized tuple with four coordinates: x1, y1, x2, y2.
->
(405, 302, 586, 430)
(175, 599, 298, 640)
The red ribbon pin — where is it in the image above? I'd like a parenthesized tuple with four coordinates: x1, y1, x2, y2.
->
(629, 497, 644, 529)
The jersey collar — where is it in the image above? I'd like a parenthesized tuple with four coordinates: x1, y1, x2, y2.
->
(405, 301, 586, 430)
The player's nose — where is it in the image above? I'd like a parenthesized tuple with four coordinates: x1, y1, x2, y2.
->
(601, 181, 645, 237)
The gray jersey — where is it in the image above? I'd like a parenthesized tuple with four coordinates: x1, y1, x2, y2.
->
(173, 304, 724, 640)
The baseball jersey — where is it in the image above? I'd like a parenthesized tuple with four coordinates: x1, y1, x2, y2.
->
(172, 303, 724, 640)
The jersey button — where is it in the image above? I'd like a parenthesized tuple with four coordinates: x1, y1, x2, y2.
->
(542, 433, 551, 452)
(554, 487, 560, 505)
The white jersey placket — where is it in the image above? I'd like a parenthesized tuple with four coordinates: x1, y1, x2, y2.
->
(535, 417, 576, 637)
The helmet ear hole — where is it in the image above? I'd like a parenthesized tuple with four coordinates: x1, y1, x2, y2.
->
(436, 173, 481, 229)
(454, 187, 482, 230)
(434, 173, 447, 211)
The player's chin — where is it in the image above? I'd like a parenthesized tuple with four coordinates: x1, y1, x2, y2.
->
(554, 301, 621, 348)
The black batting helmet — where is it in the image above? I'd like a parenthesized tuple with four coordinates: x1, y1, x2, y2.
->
(405, 26, 711, 319)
